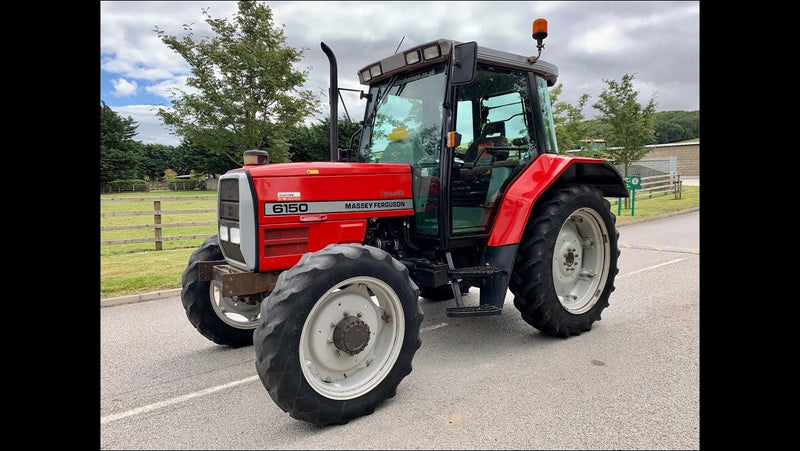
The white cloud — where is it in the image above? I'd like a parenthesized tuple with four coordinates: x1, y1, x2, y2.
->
(111, 78, 138, 98)
(143, 76, 195, 103)
(112, 104, 180, 147)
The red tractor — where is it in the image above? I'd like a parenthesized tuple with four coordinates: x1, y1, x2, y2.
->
(181, 19, 628, 426)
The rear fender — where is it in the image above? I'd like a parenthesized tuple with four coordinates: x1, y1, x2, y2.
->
(487, 155, 627, 246)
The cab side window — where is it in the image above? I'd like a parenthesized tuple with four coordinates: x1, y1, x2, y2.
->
(451, 68, 533, 236)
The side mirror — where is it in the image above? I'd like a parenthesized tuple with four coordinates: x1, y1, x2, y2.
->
(451, 41, 477, 85)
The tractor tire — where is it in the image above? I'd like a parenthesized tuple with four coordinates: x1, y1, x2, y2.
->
(180, 235, 259, 348)
(509, 184, 620, 338)
(254, 243, 423, 426)
(420, 280, 470, 302)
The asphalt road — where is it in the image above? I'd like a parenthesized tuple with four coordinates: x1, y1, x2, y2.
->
(100, 210, 700, 450)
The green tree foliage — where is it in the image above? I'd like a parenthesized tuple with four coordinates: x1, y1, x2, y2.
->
(138, 143, 188, 182)
(179, 137, 240, 177)
(154, 1, 319, 164)
(100, 101, 143, 189)
(582, 119, 608, 143)
(288, 116, 362, 162)
(557, 111, 698, 148)
(550, 83, 591, 153)
(287, 121, 328, 162)
(592, 73, 657, 176)
(653, 110, 699, 144)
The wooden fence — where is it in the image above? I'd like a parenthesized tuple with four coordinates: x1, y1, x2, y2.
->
(635, 173, 683, 199)
(608, 172, 683, 210)
(100, 196, 216, 250)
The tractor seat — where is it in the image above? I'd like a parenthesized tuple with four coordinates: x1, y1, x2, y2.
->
(463, 121, 507, 163)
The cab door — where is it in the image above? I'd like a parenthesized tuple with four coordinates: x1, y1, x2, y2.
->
(449, 66, 536, 237)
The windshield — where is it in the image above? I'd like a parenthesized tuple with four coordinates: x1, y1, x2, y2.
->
(358, 64, 447, 166)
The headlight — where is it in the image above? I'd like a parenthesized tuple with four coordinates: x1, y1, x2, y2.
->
(230, 227, 241, 245)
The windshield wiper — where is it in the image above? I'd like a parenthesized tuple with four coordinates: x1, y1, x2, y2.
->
(366, 74, 400, 126)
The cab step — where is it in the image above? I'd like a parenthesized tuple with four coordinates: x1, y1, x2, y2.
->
(445, 305, 503, 317)
(447, 265, 503, 279)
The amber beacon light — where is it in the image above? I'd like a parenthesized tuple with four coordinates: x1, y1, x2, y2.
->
(528, 18, 549, 63)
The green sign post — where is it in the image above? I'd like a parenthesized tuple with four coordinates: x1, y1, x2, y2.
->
(618, 173, 641, 216)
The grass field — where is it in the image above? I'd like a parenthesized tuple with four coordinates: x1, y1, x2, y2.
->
(99, 186, 699, 299)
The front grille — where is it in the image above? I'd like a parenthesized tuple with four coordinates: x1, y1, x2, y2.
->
(217, 174, 253, 270)
(219, 200, 239, 221)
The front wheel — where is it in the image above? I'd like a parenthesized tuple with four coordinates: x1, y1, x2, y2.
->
(180, 235, 259, 347)
(509, 184, 620, 337)
(254, 243, 423, 426)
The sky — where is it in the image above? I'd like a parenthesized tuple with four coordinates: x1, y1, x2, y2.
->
(100, 1, 700, 147)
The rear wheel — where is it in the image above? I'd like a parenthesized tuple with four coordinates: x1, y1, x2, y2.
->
(509, 184, 620, 337)
(180, 235, 259, 347)
(254, 243, 423, 426)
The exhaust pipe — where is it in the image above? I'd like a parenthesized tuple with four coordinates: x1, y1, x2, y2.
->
(321, 42, 338, 162)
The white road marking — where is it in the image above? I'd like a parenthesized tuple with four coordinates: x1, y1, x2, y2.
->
(420, 322, 449, 333)
(101, 375, 260, 425)
(617, 258, 685, 278)
(620, 243, 699, 254)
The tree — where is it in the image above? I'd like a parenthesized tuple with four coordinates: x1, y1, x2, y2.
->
(100, 101, 143, 189)
(179, 137, 240, 177)
(592, 73, 656, 176)
(550, 83, 592, 153)
(654, 110, 699, 144)
(288, 116, 363, 162)
(137, 143, 179, 182)
(154, 1, 319, 165)
(287, 122, 327, 162)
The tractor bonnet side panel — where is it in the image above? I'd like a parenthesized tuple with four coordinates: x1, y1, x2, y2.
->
(249, 162, 414, 271)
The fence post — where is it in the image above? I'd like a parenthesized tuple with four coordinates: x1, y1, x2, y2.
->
(154, 200, 163, 251)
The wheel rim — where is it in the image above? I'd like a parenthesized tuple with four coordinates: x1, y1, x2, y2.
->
(209, 283, 260, 329)
(552, 208, 611, 314)
(299, 276, 405, 400)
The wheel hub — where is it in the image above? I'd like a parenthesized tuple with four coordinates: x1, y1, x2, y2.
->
(332, 316, 371, 355)
(558, 242, 581, 276)
(564, 248, 577, 267)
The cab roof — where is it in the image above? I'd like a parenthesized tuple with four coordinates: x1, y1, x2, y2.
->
(357, 39, 558, 87)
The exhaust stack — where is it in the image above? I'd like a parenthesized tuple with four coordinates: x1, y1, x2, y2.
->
(321, 42, 339, 162)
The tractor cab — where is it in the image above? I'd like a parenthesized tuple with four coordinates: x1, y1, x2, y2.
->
(351, 37, 559, 254)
